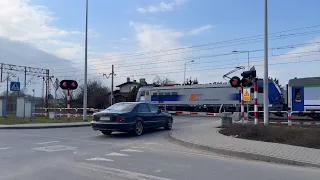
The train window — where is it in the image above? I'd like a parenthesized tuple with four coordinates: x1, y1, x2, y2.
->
(172, 92, 178, 95)
(152, 93, 157, 96)
(295, 88, 301, 102)
(250, 87, 263, 93)
(159, 92, 163, 95)
(146, 91, 149, 96)
(165, 92, 170, 95)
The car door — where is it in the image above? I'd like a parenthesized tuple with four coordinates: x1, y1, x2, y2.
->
(148, 104, 166, 127)
(136, 103, 155, 128)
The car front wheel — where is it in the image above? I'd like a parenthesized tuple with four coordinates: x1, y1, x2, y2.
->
(164, 118, 173, 130)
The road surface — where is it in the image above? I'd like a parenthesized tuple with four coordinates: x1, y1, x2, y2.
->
(0, 116, 319, 180)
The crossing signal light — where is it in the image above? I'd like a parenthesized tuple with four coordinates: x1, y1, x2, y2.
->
(71, 82, 77, 88)
(241, 78, 253, 87)
(229, 76, 241, 88)
(60, 80, 78, 90)
(62, 82, 67, 88)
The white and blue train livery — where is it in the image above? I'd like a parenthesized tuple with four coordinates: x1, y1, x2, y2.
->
(136, 79, 283, 113)
(287, 77, 320, 112)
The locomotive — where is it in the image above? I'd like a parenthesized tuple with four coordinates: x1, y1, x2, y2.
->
(135, 79, 283, 113)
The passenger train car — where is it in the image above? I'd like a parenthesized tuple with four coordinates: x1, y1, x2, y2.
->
(136, 79, 284, 113)
(287, 77, 320, 113)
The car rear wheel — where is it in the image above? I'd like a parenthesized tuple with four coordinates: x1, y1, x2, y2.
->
(101, 130, 112, 135)
(164, 118, 173, 130)
(133, 121, 144, 136)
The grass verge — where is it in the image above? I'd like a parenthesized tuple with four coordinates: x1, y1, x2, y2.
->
(219, 124, 320, 149)
(0, 114, 87, 125)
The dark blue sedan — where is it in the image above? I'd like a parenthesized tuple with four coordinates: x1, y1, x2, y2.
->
(91, 102, 173, 136)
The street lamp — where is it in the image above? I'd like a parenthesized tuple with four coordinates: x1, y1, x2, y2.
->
(183, 60, 194, 85)
(232, 50, 250, 70)
(83, 0, 88, 121)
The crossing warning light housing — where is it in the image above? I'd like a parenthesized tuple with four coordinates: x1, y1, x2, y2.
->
(60, 80, 78, 90)
(241, 78, 253, 87)
(229, 76, 241, 88)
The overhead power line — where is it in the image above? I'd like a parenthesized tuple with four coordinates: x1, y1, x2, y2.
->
(51, 42, 320, 74)
(54, 50, 320, 80)
(68, 58, 320, 83)
(26, 24, 320, 66)
(64, 24, 320, 60)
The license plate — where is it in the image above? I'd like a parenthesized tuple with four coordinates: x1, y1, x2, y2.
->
(100, 117, 110, 121)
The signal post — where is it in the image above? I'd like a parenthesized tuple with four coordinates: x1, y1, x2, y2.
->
(60, 80, 78, 120)
(229, 67, 258, 125)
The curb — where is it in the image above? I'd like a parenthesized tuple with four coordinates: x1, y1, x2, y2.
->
(0, 122, 91, 129)
(169, 132, 320, 169)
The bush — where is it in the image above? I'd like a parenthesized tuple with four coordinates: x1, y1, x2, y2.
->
(219, 124, 320, 149)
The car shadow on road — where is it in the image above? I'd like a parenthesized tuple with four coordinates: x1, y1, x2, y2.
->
(92, 128, 168, 140)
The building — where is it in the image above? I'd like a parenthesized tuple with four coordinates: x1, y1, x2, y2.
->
(112, 77, 148, 103)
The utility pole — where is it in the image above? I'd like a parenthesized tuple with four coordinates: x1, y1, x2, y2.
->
(111, 65, 114, 105)
(42, 77, 45, 107)
(103, 65, 116, 106)
(45, 70, 50, 110)
(17, 77, 20, 97)
(6, 72, 9, 102)
(83, 0, 89, 120)
(263, 0, 269, 125)
(1, 63, 3, 82)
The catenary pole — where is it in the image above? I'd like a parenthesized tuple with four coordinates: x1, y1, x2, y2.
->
(263, 0, 269, 125)
(83, 0, 88, 120)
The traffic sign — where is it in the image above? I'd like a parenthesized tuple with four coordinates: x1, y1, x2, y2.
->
(10, 82, 20, 92)
(243, 88, 251, 101)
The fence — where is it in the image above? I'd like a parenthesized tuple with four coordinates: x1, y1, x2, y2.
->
(34, 107, 100, 119)
(164, 108, 320, 128)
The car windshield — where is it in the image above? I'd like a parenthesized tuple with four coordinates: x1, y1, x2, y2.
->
(104, 103, 136, 112)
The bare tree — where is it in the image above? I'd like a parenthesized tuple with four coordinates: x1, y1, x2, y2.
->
(153, 76, 175, 86)
(57, 79, 110, 109)
(185, 77, 199, 85)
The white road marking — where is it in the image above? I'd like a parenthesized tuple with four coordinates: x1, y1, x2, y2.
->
(0, 147, 12, 151)
(32, 145, 77, 152)
(76, 162, 173, 180)
(144, 142, 159, 145)
(105, 152, 130, 156)
(120, 149, 144, 152)
(86, 157, 114, 162)
(36, 141, 60, 145)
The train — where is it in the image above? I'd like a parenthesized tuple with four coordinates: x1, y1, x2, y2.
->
(135, 76, 320, 116)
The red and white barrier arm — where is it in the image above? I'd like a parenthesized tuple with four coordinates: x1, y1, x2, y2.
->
(240, 87, 244, 123)
(254, 80, 258, 125)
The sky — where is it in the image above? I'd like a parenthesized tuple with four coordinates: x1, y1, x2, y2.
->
(0, 0, 320, 97)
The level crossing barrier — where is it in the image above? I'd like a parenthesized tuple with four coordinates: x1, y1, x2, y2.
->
(33, 107, 100, 118)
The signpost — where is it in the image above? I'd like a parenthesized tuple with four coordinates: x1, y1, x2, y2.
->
(10, 81, 20, 123)
(243, 88, 251, 122)
(243, 88, 251, 102)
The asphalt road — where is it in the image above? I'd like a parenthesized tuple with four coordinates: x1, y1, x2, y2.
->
(0, 116, 320, 180)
